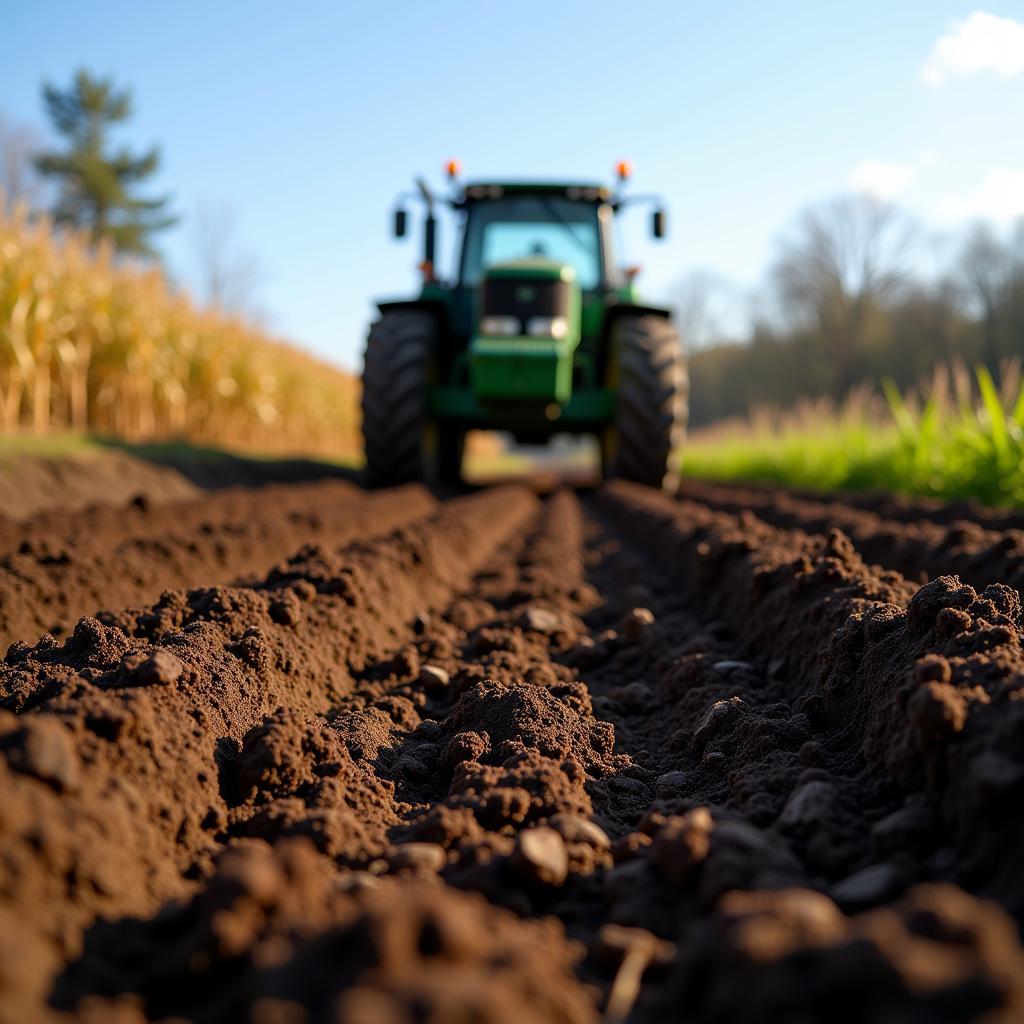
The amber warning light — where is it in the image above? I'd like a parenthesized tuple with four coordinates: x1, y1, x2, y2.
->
(446, 159, 462, 179)
(616, 160, 632, 181)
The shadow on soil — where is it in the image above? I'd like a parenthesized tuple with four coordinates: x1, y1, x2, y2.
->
(96, 437, 363, 490)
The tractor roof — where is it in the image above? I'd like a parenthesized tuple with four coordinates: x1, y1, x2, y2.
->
(458, 181, 612, 203)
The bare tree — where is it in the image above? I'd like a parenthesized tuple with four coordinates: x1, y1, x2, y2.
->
(0, 111, 45, 212)
(955, 223, 1011, 369)
(771, 194, 918, 392)
(192, 199, 265, 318)
(671, 270, 738, 350)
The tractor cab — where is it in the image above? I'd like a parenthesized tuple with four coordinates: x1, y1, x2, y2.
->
(363, 165, 686, 488)
(455, 187, 610, 411)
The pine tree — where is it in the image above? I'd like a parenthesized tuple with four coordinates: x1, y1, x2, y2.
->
(35, 70, 176, 256)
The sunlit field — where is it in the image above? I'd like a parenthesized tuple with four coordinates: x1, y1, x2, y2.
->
(684, 363, 1024, 508)
(0, 196, 359, 457)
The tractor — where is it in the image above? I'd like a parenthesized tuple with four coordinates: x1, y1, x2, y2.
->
(361, 162, 687, 488)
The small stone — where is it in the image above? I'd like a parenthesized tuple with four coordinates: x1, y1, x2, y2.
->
(712, 660, 752, 673)
(779, 780, 836, 830)
(511, 826, 568, 885)
(390, 842, 447, 873)
(337, 871, 382, 893)
(135, 649, 184, 686)
(693, 696, 746, 753)
(518, 606, 562, 634)
(619, 608, 655, 645)
(6, 718, 80, 793)
(419, 664, 451, 691)
(871, 805, 933, 850)
(654, 770, 689, 799)
(613, 681, 653, 709)
(829, 862, 900, 908)
(549, 813, 611, 849)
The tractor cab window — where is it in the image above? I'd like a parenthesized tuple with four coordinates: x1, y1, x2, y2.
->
(460, 197, 602, 290)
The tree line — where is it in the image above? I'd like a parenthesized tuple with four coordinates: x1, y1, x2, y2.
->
(684, 195, 1024, 427)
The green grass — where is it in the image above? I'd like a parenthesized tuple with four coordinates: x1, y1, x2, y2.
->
(0, 431, 106, 460)
(683, 367, 1024, 508)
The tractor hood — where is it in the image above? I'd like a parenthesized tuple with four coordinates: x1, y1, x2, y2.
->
(480, 259, 576, 330)
(470, 259, 582, 406)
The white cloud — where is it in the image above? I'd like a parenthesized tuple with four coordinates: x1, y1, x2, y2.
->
(920, 10, 1024, 85)
(850, 159, 916, 200)
(936, 168, 1024, 222)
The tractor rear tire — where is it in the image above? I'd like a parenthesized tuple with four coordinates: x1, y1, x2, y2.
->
(605, 315, 688, 489)
(362, 310, 437, 488)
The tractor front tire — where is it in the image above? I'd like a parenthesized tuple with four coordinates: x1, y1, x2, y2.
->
(362, 310, 436, 488)
(605, 315, 688, 489)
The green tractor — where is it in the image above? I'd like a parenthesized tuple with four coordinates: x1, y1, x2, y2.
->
(362, 163, 687, 489)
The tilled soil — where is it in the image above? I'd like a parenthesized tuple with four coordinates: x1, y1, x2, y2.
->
(2, 479, 1024, 1022)
(0, 480, 434, 649)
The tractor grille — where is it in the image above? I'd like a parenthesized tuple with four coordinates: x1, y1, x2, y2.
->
(482, 277, 570, 325)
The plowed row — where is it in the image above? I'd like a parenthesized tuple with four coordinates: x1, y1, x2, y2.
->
(2, 479, 1024, 1023)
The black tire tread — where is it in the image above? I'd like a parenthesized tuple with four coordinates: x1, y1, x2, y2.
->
(361, 311, 434, 487)
(610, 315, 688, 489)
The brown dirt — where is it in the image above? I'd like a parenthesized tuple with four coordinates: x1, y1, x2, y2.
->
(0, 449, 201, 520)
(2, 477, 1024, 1022)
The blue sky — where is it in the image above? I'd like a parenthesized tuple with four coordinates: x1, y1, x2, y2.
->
(5, 2, 1024, 367)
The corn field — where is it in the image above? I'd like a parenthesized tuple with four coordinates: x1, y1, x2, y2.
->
(0, 192, 360, 455)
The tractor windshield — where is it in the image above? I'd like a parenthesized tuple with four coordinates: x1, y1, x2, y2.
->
(460, 197, 602, 290)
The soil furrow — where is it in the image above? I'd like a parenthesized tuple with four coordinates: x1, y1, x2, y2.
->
(682, 477, 1024, 593)
(0, 481, 436, 649)
(0, 485, 536, 1022)
(2, 481, 1024, 1023)
(601, 483, 1024, 907)
(681, 478, 1024, 533)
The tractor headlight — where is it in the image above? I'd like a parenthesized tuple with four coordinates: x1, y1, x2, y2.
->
(480, 315, 520, 337)
(526, 315, 568, 339)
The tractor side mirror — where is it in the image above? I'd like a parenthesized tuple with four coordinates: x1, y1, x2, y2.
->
(393, 208, 408, 238)
(652, 208, 666, 239)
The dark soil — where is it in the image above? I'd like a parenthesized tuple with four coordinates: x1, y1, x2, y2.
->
(0, 449, 199, 520)
(2, 478, 1024, 1023)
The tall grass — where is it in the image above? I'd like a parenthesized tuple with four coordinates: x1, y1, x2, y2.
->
(0, 192, 359, 455)
(684, 362, 1024, 507)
